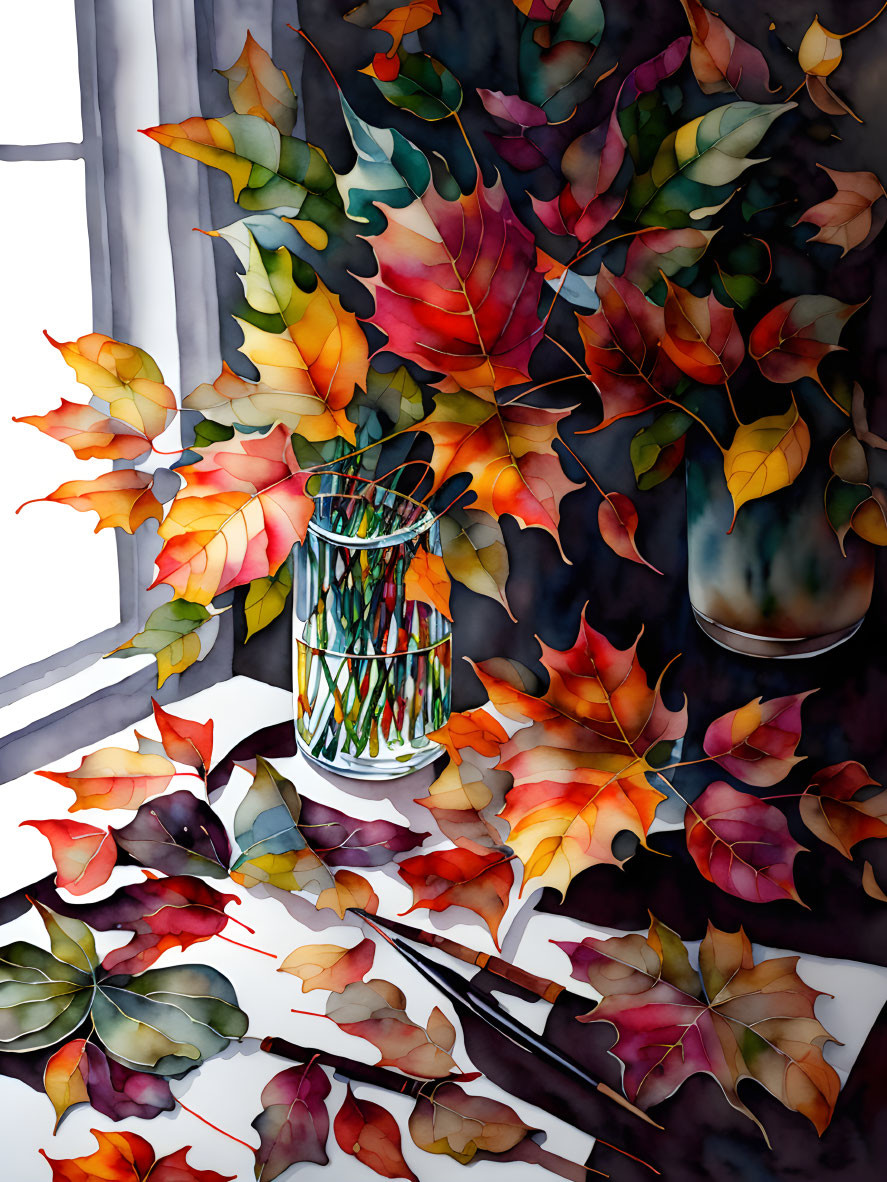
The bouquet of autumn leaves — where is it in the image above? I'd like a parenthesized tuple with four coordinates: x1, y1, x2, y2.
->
(15, 29, 586, 686)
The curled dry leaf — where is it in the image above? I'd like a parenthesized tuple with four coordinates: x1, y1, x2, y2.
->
(722, 401, 811, 527)
(279, 939, 376, 993)
(556, 915, 840, 1138)
(36, 747, 176, 812)
(44, 1039, 174, 1129)
(798, 17, 843, 77)
(749, 294, 861, 386)
(398, 847, 514, 947)
(408, 1081, 531, 1163)
(797, 166, 886, 256)
(335, 1084, 420, 1181)
(40, 1129, 234, 1182)
(799, 761, 887, 858)
(474, 609, 687, 896)
(21, 818, 116, 896)
(251, 1062, 331, 1182)
(327, 979, 458, 1077)
(597, 490, 662, 573)
(686, 780, 807, 904)
(703, 690, 814, 787)
(219, 31, 298, 134)
(18, 470, 163, 534)
(151, 699, 213, 773)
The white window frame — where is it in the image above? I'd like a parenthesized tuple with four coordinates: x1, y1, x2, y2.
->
(0, 0, 249, 781)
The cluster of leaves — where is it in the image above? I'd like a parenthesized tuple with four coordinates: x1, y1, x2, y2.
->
(17, 0, 887, 696)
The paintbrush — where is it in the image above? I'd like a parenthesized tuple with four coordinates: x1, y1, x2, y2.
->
(353, 908, 575, 1003)
(354, 910, 662, 1131)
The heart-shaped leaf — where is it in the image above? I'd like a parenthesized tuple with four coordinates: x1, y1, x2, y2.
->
(21, 819, 116, 896)
(112, 792, 231, 879)
(251, 1062, 330, 1181)
(335, 1083, 420, 1180)
(686, 780, 807, 904)
(722, 401, 811, 527)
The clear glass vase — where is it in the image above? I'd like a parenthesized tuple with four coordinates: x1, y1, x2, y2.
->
(293, 474, 451, 777)
(686, 436, 875, 658)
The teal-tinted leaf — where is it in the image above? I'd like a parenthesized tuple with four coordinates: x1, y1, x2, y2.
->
(517, 0, 604, 120)
(32, 899, 98, 975)
(627, 101, 794, 227)
(367, 49, 463, 121)
(245, 556, 293, 642)
(107, 601, 222, 690)
(338, 94, 431, 232)
(232, 756, 306, 866)
(620, 84, 684, 174)
(630, 410, 691, 490)
(95, 964, 247, 1076)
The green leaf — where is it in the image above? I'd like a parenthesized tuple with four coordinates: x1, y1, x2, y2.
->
(360, 365, 425, 436)
(337, 94, 431, 232)
(0, 942, 93, 1052)
(631, 410, 691, 490)
(107, 601, 222, 689)
(518, 0, 605, 119)
(244, 556, 293, 641)
(32, 900, 98, 975)
(192, 420, 235, 449)
(143, 114, 344, 228)
(627, 101, 794, 227)
(366, 49, 463, 121)
(440, 507, 513, 619)
(93, 964, 247, 1075)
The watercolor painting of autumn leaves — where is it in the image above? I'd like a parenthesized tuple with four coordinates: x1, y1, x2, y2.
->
(5, 0, 887, 1179)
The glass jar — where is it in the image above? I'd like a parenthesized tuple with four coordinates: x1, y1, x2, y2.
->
(293, 474, 451, 777)
(686, 436, 875, 658)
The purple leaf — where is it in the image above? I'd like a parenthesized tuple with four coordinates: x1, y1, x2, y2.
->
(298, 797, 429, 867)
(251, 1062, 330, 1181)
(113, 791, 231, 878)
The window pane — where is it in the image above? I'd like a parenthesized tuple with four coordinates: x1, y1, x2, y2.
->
(0, 0, 82, 144)
(0, 159, 118, 678)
